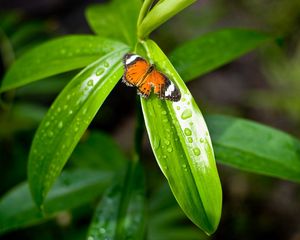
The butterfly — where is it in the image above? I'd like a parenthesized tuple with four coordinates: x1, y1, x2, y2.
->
(122, 53, 181, 102)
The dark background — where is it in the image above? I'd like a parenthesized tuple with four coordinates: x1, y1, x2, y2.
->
(0, 0, 300, 239)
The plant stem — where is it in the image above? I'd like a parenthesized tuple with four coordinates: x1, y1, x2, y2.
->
(137, 0, 155, 32)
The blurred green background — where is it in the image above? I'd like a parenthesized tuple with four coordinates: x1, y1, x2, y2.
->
(0, 0, 300, 239)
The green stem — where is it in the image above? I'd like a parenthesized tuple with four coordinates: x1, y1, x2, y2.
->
(137, 0, 155, 35)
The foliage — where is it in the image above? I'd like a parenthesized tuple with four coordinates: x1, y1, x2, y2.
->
(1, 0, 300, 239)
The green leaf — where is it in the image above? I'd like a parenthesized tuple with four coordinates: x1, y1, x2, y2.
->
(137, 40, 222, 235)
(85, 0, 141, 47)
(87, 162, 145, 240)
(207, 115, 300, 183)
(0, 169, 113, 234)
(138, 0, 196, 39)
(28, 46, 129, 208)
(169, 29, 272, 82)
(1, 35, 126, 92)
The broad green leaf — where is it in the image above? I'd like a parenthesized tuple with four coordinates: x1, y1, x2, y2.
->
(169, 29, 272, 82)
(1, 35, 126, 92)
(87, 162, 145, 240)
(207, 115, 300, 183)
(0, 169, 113, 234)
(85, 0, 141, 47)
(138, 0, 196, 39)
(28, 46, 129, 208)
(137, 40, 222, 235)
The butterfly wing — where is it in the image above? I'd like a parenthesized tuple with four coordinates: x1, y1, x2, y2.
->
(123, 54, 150, 87)
(143, 69, 181, 102)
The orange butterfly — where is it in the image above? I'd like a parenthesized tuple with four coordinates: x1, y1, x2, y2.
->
(122, 53, 181, 102)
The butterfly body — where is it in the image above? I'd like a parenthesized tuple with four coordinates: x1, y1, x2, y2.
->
(122, 53, 181, 102)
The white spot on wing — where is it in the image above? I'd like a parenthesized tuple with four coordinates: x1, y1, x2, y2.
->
(126, 54, 139, 65)
(165, 82, 175, 96)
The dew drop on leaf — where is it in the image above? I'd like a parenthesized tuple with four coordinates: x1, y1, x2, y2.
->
(103, 61, 109, 67)
(193, 147, 201, 156)
(184, 128, 192, 136)
(188, 137, 193, 143)
(153, 138, 160, 150)
(167, 147, 173, 152)
(96, 68, 105, 76)
(58, 121, 63, 128)
(87, 79, 94, 86)
(181, 109, 192, 120)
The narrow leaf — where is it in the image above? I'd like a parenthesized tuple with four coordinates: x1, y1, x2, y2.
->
(87, 162, 145, 240)
(85, 0, 141, 47)
(169, 29, 272, 82)
(207, 115, 300, 182)
(138, 0, 196, 39)
(0, 169, 113, 234)
(1, 35, 125, 92)
(28, 46, 129, 208)
(137, 40, 222, 234)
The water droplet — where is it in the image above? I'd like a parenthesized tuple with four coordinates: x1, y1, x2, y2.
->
(167, 147, 173, 152)
(74, 127, 79, 132)
(164, 139, 170, 145)
(200, 138, 205, 143)
(63, 105, 68, 110)
(66, 94, 71, 100)
(162, 110, 167, 115)
(153, 138, 160, 150)
(193, 147, 201, 156)
(189, 122, 194, 126)
(96, 68, 105, 76)
(69, 110, 73, 115)
(162, 118, 168, 123)
(60, 49, 66, 55)
(58, 121, 63, 128)
(99, 228, 106, 234)
(184, 128, 192, 136)
(45, 121, 50, 127)
(182, 97, 186, 102)
(48, 131, 54, 137)
(176, 106, 180, 110)
(181, 109, 192, 120)
(163, 155, 167, 159)
(188, 137, 193, 143)
(87, 236, 94, 240)
(182, 164, 188, 171)
(87, 79, 94, 86)
(82, 107, 87, 115)
(57, 107, 61, 112)
(103, 61, 109, 67)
